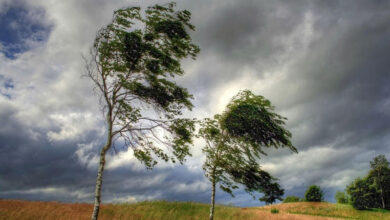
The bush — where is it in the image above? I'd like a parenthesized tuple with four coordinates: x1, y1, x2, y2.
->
(334, 191, 349, 204)
(270, 208, 279, 214)
(283, 196, 301, 203)
(305, 185, 324, 202)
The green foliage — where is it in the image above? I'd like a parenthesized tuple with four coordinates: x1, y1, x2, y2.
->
(334, 191, 349, 204)
(270, 208, 279, 214)
(370, 155, 389, 170)
(283, 196, 301, 203)
(220, 90, 297, 160)
(346, 155, 390, 210)
(305, 185, 324, 202)
(87, 2, 199, 168)
(198, 117, 243, 196)
(259, 182, 284, 205)
(347, 177, 379, 210)
(198, 90, 293, 213)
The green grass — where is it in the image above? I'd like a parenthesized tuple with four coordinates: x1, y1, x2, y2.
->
(100, 200, 255, 220)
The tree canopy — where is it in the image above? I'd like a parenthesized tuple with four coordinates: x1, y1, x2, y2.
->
(220, 90, 297, 160)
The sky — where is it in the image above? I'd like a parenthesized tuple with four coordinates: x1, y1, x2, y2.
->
(0, 0, 389, 207)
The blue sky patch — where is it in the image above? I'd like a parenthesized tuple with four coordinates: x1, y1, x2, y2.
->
(0, 3, 52, 59)
(0, 75, 14, 99)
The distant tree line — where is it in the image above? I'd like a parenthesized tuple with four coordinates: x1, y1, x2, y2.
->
(283, 185, 324, 203)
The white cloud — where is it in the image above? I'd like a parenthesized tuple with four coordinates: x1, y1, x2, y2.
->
(47, 112, 102, 142)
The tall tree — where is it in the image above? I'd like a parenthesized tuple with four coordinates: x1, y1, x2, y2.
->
(85, 3, 199, 220)
(199, 90, 296, 220)
(370, 155, 390, 209)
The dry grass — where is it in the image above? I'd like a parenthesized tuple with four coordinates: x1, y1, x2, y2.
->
(2, 199, 390, 220)
(243, 208, 340, 220)
(259, 202, 390, 220)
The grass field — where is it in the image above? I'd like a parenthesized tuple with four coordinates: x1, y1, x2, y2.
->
(260, 202, 390, 220)
(1, 199, 390, 220)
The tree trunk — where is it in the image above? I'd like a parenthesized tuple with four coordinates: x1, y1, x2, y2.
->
(91, 113, 113, 220)
(209, 179, 216, 220)
(379, 170, 385, 209)
(381, 187, 385, 209)
(91, 141, 111, 220)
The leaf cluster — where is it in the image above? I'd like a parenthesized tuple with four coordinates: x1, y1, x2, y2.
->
(220, 90, 297, 160)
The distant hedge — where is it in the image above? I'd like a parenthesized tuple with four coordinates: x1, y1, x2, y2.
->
(283, 196, 301, 203)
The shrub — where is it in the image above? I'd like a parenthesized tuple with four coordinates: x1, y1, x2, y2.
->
(305, 185, 324, 202)
(270, 208, 279, 214)
(334, 191, 349, 204)
(283, 196, 301, 203)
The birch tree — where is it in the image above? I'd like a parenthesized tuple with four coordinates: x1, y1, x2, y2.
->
(199, 90, 297, 220)
(85, 3, 199, 219)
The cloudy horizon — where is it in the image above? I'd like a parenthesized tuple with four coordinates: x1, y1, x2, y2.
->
(0, 0, 389, 207)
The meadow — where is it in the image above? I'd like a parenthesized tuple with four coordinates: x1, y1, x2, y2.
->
(1, 199, 390, 220)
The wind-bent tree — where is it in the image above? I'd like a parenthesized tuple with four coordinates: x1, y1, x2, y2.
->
(199, 90, 296, 220)
(85, 3, 199, 220)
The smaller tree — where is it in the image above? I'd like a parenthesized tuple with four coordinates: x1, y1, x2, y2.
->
(283, 196, 301, 203)
(305, 185, 324, 202)
(334, 191, 349, 204)
(199, 90, 296, 220)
